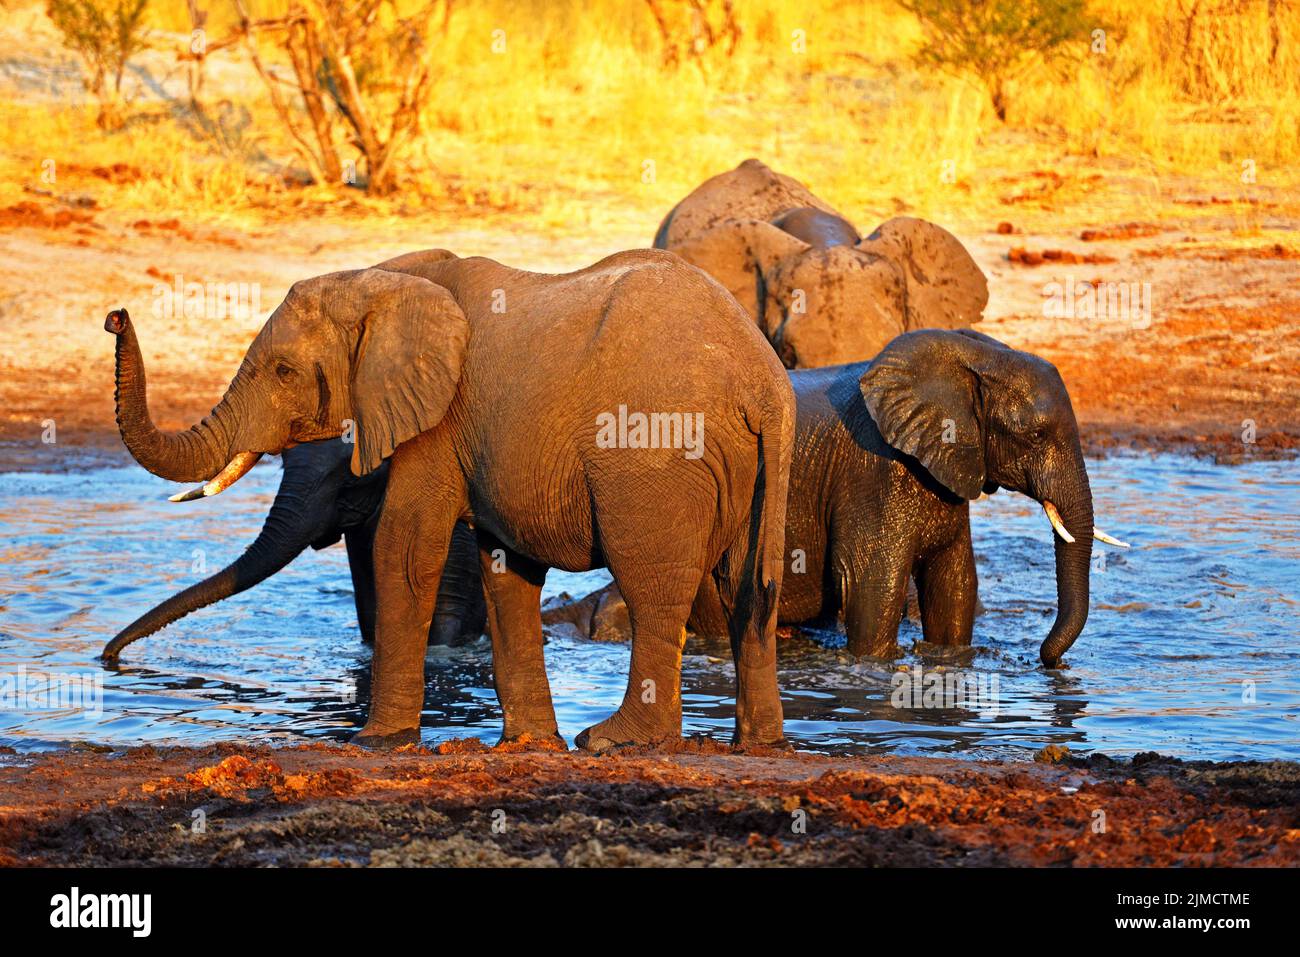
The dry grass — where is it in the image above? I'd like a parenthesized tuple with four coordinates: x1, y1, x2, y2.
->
(1, 0, 1297, 233)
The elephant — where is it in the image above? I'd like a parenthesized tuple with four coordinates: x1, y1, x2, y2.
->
(547, 330, 1128, 667)
(653, 159, 989, 368)
(103, 246, 795, 752)
(99, 433, 486, 664)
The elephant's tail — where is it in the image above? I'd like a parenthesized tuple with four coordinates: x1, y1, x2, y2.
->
(752, 388, 794, 629)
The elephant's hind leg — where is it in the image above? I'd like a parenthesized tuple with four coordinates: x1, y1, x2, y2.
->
(712, 523, 784, 749)
(476, 531, 563, 747)
(575, 487, 711, 753)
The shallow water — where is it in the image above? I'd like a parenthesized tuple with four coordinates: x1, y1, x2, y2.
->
(0, 453, 1296, 760)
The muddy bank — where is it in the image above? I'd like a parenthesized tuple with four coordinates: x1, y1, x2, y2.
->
(1, 198, 1298, 472)
(2, 742, 1297, 867)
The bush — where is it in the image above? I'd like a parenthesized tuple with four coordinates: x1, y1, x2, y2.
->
(898, 0, 1092, 120)
(46, 0, 150, 130)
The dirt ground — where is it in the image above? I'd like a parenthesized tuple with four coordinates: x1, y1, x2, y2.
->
(1, 741, 1297, 867)
(1, 184, 1297, 472)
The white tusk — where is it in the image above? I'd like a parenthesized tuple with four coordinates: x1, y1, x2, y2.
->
(168, 451, 262, 502)
(1042, 501, 1075, 543)
(1093, 527, 1130, 548)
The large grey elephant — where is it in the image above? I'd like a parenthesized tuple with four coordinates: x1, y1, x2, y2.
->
(103, 246, 795, 752)
(98, 428, 486, 664)
(551, 331, 1128, 667)
(654, 159, 989, 368)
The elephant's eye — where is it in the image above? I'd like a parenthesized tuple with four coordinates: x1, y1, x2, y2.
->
(275, 362, 297, 383)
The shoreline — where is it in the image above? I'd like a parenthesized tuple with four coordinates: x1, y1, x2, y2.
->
(2, 742, 1297, 867)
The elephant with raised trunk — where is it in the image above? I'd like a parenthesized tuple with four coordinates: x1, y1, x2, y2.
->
(98, 429, 486, 664)
(104, 246, 795, 752)
(654, 159, 989, 368)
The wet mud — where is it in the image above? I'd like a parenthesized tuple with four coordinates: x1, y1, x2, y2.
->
(2, 743, 1297, 867)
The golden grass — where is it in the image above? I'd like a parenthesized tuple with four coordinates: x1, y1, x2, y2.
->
(2, 0, 1297, 231)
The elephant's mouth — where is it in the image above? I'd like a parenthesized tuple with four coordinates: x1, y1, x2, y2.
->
(1043, 500, 1129, 548)
(167, 451, 262, 503)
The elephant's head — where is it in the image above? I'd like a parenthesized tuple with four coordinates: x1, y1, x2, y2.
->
(859, 329, 1126, 667)
(670, 216, 988, 368)
(105, 264, 470, 496)
(101, 438, 385, 663)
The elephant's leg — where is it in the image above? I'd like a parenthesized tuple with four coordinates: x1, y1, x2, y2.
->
(354, 439, 463, 749)
(344, 522, 378, 644)
(914, 525, 977, 647)
(843, 560, 911, 658)
(476, 532, 562, 746)
(430, 521, 486, 646)
(714, 549, 784, 748)
(575, 500, 709, 752)
(575, 573, 695, 752)
(687, 574, 727, 638)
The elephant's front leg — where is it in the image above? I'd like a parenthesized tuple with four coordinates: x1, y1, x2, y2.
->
(476, 532, 563, 747)
(842, 556, 911, 659)
(353, 441, 463, 749)
(914, 525, 977, 646)
(344, 522, 378, 644)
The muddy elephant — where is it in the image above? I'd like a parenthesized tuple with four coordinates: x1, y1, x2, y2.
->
(100, 433, 486, 664)
(654, 159, 988, 368)
(103, 246, 795, 751)
(552, 331, 1127, 667)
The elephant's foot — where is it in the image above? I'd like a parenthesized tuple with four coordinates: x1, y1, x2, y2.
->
(847, 638, 904, 659)
(350, 724, 422, 750)
(732, 729, 791, 753)
(733, 712, 786, 752)
(495, 730, 569, 752)
(575, 708, 680, 754)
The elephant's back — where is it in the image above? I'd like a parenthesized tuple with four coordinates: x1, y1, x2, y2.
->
(451, 252, 793, 574)
(656, 159, 844, 248)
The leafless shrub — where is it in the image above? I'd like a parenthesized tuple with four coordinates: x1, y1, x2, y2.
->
(643, 0, 741, 69)
(231, 0, 454, 194)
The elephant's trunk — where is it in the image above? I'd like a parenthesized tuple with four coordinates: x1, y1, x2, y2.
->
(1036, 465, 1095, 668)
(106, 308, 236, 483)
(102, 456, 328, 663)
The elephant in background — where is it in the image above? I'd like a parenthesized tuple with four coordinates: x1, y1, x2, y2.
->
(100, 432, 486, 665)
(654, 159, 989, 368)
(103, 246, 795, 752)
(549, 331, 1128, 667)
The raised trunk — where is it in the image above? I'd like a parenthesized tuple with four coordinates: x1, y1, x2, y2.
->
(106, 309, 235, 483)
(102, 461, 321, 663)
(1037, 477, 1095, 668)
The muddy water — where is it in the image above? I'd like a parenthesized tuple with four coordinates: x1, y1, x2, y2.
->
(0, 453, 1296, 759)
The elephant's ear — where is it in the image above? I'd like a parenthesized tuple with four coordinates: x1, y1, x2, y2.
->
(347, 270, 469, 476)
(670, 219, 808, 327)
(858, 331, 985, 500)
(857, 217, 988, 330)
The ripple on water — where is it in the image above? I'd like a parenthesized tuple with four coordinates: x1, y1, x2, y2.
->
(0, 452, 1296, 759)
